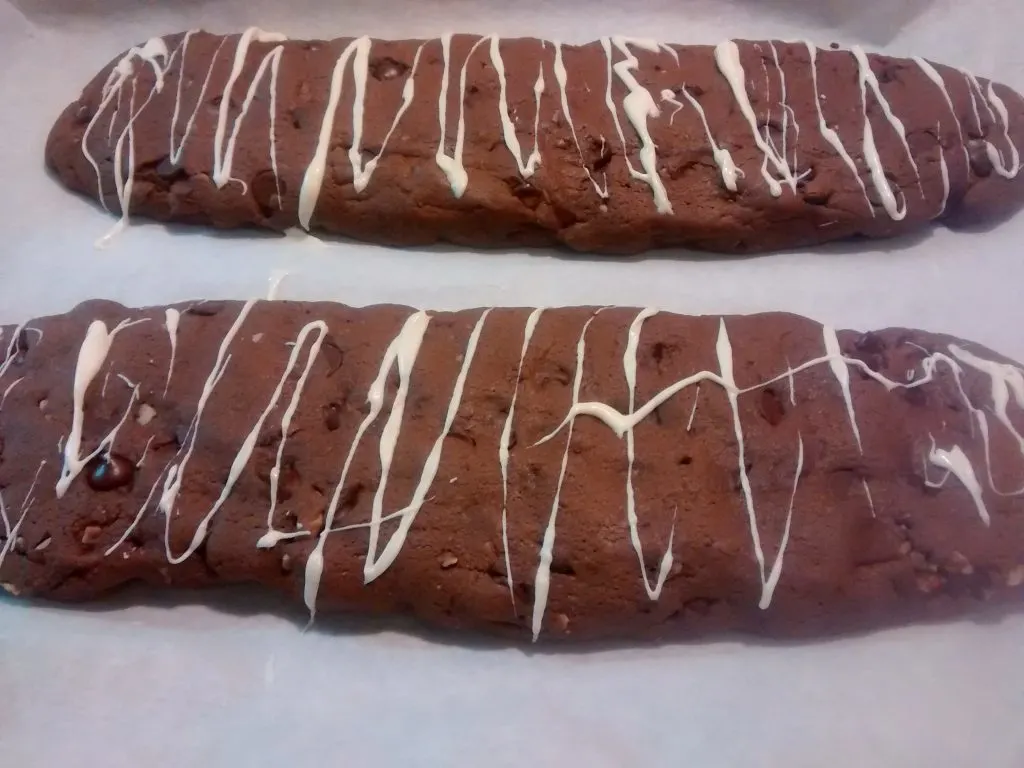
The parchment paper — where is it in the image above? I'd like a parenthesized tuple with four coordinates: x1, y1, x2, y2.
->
(1, 2, 1022, 765)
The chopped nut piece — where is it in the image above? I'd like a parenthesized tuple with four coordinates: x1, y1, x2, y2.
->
(1007, 565, 1024, 588)
(439, 553, 458, 569)
(81, 526, 103, 545)
(949, 551, 973, 575)
(137, 403, 157, 426)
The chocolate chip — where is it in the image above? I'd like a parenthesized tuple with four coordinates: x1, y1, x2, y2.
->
(187, 301, 224, 317)
(255, 455, 300, 502)
(508, 178, 544, 210)
(323, 402, 342, 431)
(902, 386, 928, 407)
(174, 423, 190, 449)
(855, 331, 886, 356)
(134, 156, 190, 189)
(281, 553, 293, 574)
(252, 170, 284, 219)
(967, 138, 993, 177)
(369, 56, 410, 81)
(588, 138, 614, 172)
(866, 174, 904, 210)
(321, 336, 345, 378)
(208, 95, 237, 114)
(257, 426, 282, 448)
(550, 556, 575, 576)
(797, 163, 818, 187)
(550, 201, 580, 228)
(86, 453, 135, 491)
(757, 118, 785, 151)
(16, 329, 29, 355)
(74, 102, 95, 124)
(849, 331, 888, 375)
(804, 189, 832, 206)
(684, 597, 716, 615)
(877, 62, 899, 85)
(155, 157, 179, 178)
(759, 387, 786, 426)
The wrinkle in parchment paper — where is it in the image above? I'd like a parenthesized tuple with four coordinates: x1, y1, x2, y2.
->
(5, 0, 936, 44)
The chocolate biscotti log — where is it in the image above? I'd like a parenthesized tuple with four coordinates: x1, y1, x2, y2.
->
(1, 300, 1023, 641)
(47, 30, 1024, 253)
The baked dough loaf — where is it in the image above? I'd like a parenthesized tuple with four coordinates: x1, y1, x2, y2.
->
(46, 30, 1024, 253)
(1, 299, 1022, 641)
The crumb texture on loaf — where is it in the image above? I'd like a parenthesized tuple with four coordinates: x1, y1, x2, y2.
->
(45, 30, 1024, 253)
(0, 300, 1022, 640)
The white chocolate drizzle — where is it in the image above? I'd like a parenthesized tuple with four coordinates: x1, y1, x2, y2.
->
(602, 37, 673, 213)
(78, 33, 1019, 237)
(531, 315, 1024, 633)
(157, 300, 257, 562)
(963, 71, 1021, 180)
(823, 326, 863, 451)
(0, 378, 24, 412)
(805, 42, 871, 214)
(660, 88, 741, 192)
(850, 45, 921, 220)
(981, 82, 1021, 179)
(355, 44, 426, 193)
(0, 462, 47, 570)
(303, 310, 430, 619)
(211, 28, 287, 193)
(623, 309, 675, 599)
(532, 310, 599, 640)
(82, 36, 170, 214)
(768, 42, 799, 174)
(498, 308, 544, 612)
(913, 56, 970, 203)
(714, 41, 799, 197)
(435, 34, 490, 197)
(926, 438, 990, 525)
(164, 308, 180, 395)
(298, 36, 370, 228)
(246, 321, 328, 549)
(491, 38, 544, 178)
(6, 303, 1023, 638)
(169, 31, 225, 164)
(56, 318, 147, 497)
(363, 309, 491, 583)
(554, 42, 609, 199)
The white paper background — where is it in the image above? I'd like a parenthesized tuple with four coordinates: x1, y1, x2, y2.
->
(1, 1, 1023, 765)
